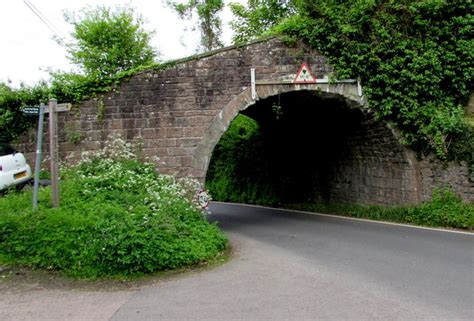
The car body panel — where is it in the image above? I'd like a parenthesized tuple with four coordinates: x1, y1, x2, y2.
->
(0, 146, 32, 191)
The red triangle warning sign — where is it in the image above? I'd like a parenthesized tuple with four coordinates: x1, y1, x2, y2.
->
(293, 63, 317, 83)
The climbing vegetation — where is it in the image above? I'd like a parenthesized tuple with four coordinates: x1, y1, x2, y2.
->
(231, 0, 472, 160)
(276, 0, 473, 159)
(2, 0, 472, 164)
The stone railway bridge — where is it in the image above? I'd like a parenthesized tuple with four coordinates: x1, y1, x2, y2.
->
(20, 38, 473, 205)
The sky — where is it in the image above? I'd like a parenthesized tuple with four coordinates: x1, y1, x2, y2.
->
(0, 0, 243, 86)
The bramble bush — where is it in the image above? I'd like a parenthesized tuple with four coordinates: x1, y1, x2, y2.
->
(0, 139, 227, 277)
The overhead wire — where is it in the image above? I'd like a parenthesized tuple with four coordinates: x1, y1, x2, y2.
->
(23, 0, 65, 43)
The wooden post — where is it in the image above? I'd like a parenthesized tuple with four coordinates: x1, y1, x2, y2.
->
(48, 99, 59, 208)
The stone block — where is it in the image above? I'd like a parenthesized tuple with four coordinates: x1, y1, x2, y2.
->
(142, 128, 155, 139)
(147, 117, 161, 128)
(135, 119, 148, 128)
(122, 119, 135, 129)
(166, 127, 184, 138)
(180, 156, 193, 167)
(153, 128, 167, 139)
(106, 119, 122, 130)
(179, 138, 201, 148)
(184, 127, 205, 138)
(167, 147, 186, 156)
(126, 129, 139, 140)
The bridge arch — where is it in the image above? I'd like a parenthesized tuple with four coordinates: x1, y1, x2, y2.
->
(194, 82, 364, 177)
(195, 83, 422, 205)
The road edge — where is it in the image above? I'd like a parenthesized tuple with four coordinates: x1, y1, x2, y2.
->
(211, 201, 474, 236)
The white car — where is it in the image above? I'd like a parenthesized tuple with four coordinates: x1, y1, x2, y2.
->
(0, 144, 32, 191)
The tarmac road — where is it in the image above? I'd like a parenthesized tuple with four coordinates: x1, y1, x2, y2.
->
(111, 202, 473, 320)
(1, 202, 473, 320)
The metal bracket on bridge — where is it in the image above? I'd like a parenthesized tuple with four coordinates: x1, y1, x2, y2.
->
(253, 78, 358, 86)
(250, 68, 257, 100)
(250, 67, 363, 98)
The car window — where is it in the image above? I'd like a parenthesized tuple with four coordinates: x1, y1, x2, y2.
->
(0, 144, 16, 156)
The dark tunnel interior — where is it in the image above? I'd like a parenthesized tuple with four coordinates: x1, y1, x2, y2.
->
(206, 90, 413, 206)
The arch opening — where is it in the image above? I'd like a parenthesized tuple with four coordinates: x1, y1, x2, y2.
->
(203, 89, 420, 206)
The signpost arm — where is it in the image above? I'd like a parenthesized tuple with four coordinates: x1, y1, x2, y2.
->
(32, 103, 45, 211)
(48, 99, 59, 208)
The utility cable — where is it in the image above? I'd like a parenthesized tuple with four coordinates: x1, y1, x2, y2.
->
(23, 0, 65, 42)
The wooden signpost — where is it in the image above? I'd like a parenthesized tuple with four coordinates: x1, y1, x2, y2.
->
(48, 99, 59, 208)
(22, 100, 71, 210)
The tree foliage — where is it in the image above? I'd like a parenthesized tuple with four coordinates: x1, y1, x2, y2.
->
(206, 114, 278, 205)
(230, 0, 295, 44)
(0, 5, 159, 143)
(64, 5, 156, 79)
(274, 0, 473, 158)
(168, 0, 224, 51)
(0, 82, 49, 142)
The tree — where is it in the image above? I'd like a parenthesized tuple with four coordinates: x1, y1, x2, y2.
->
(63, 6, 157, 79)
(168, 0, 224, 52)
(0, 81, 49, 142)
(230, 0, 295, 44)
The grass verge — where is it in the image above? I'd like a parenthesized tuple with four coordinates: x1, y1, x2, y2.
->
(286, 189, 473, 230)
(0, 246, 231, 292)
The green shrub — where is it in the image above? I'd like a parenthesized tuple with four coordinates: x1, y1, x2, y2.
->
(406, 189, 474, 229)
(206, 114, 279, 206)
(288, 189, 474, 230)
(0, 81, 49, 142)
(0, 139, 227, 278)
